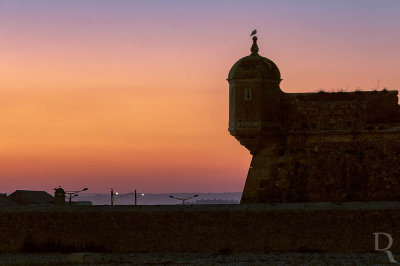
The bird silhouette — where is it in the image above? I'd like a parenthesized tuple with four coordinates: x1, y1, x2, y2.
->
(250, 29, 257, 36)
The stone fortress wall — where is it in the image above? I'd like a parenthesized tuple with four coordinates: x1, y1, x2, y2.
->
(241, 90, 400, 203)
(227, 36, 400, 204)
(286, 90, 400, 131)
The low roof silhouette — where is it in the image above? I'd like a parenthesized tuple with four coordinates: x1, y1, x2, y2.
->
(8, 190, 54, 205)
(0, 194, 18, 207)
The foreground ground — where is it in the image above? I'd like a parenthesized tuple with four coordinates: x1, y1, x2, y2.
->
(0, 252, 394, 265)
(1, 202, 399, 265)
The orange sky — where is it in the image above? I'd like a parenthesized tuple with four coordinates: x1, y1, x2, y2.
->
(1, 1, 399, 193)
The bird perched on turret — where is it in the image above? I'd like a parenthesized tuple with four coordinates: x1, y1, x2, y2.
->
(250, 29, 257, 36)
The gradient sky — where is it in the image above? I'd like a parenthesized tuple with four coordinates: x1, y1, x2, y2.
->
(1, 0, 399, 194)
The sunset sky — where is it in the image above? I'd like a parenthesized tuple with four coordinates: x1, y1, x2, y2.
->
(1, 0, 399, 194)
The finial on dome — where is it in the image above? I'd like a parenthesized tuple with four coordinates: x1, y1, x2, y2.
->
(251, 36, 259, 55)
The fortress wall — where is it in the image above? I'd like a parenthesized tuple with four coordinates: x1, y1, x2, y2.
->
(1, 205, 400, 253)
(287, 98, 363, 131)
(285, 90, 400, 131)
(241, 132, 400, 203)
(239, 90, 400, 203)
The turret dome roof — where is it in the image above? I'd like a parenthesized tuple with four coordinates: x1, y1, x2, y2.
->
(227, 36, 281, 83)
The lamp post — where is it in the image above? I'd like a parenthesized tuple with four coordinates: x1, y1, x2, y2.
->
(110, 188, 119, 206)
(65, 187, 88, 206)
(169, 194, 199, 205)
(134, 189, 145, 206)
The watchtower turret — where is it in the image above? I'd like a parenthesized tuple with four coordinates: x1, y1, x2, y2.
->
(227, 35, 283, 154)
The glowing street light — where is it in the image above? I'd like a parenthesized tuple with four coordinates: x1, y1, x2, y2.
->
(134, 189, 144, 206)
(169, 194, 199, 205)
(110, 188, 119, 206)
(65, 187, 88, 206)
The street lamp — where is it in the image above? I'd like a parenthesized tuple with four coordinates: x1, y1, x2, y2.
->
(134, 189, 144, 206)
(169, 194, 199, 205)
(65, 187, 88, 206)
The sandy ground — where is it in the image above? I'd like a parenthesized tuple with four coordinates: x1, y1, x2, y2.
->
(0, 252, 394, 266)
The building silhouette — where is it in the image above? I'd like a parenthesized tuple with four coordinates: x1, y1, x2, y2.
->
(8, 190, 54, 205)
(228, 35, 400, 203)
